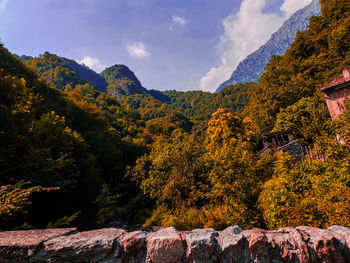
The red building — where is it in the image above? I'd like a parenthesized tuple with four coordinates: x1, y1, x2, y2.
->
(321, 68, 350, 120)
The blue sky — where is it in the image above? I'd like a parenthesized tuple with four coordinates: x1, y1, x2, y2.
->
(0, 0, 312, 92)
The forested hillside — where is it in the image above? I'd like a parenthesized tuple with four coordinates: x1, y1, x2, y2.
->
(163, 83, 251, 121)
(18, 51, 251, 122)
(127, 0, 350, 230)
(1, 0, 350, 231)
(22, 52, 108, 92)
(0, 45, 147, 229)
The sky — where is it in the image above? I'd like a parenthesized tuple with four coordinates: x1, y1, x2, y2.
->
(0, 0, 312, 92)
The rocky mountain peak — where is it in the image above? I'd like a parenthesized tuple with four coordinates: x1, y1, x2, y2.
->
(216, 0, 321, 92)
(100, 64, 148, 97)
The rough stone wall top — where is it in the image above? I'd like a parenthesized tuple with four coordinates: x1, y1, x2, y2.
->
(1, 225, 350, 263)
(0, 228, 77, 247)
(0, 228, 77, 263)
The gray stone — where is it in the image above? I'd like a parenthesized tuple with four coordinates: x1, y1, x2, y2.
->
(185, 228, 219, 263)
(1, 225, 350, 262)
(30, 228, 125, 263)
(218, 226, 251, 263)
(119, 230, 148, 263)
(0, 228, 77, 263)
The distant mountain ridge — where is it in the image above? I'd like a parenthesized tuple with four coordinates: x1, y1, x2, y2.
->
(18, 52, 171, 102)
(18, 52, 108, 92)
(216, 0, 321, 92)
(62, 57, 108, 92)
(100, 64, 171, 102)
(15, 51, 251, 121)
(101, 64, 148, 96)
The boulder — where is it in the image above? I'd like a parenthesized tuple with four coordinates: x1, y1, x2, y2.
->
(185, 228, 219, 262)
(119, 230, 148, 263)
(146, 227, 184, 263)
(217, 226, 251, 263)
(0, 228, 76, 263)
(328, 225, 350, 262)
(249, 228, 308, 263)
(30, 228, 125, 263)
(249, 227, 347, 263)
(1, 225, 350, 262)
(296, 226, 345, 263)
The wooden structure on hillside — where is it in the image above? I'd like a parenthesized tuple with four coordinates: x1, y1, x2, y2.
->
(304, 144, 326, 162)
(261, 130, 304, 161)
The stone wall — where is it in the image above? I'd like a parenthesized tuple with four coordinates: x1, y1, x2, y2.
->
(1, 225, 350, 262)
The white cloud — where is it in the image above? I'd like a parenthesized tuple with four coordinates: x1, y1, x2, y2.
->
(126, 42, 151, 59)
(79, 56, 106, 73)
(281, 0, 312, 16)
(199, 0, 312, 92)
(172, 15, 187, 25)
(0, 0, 7, 12)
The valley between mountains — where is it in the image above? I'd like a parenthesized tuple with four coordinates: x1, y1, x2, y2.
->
(1, 0, 350, 236)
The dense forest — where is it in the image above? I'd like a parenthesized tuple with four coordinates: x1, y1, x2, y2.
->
(1, 0, 350, 231)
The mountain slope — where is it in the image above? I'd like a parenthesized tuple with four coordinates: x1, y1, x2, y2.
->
(21, 52, 108, 92)
(20, 51, 170, 103)
(101, 64, 171, 102)
(101, 64, 148, 96)
(1, 43, 152, 229)
(61, 57, 108, 92)
(216, 0, 320, 92)
(163, 83, 251, 121)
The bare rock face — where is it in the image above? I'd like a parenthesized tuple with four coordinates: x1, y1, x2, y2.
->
(1, 225, 350, 262)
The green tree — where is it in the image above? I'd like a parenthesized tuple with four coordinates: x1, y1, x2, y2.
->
(0, 181, 58, 230)
(273, 96, 330, 143)
(94, 184, 120, 226)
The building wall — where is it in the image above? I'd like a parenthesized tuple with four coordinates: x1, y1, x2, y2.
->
(324, 85, 350, 120)
(279, 140, 304, 161)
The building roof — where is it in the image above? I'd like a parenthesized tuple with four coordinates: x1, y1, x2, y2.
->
(321, 69, 350, 93)
(262, 130, 292, 140)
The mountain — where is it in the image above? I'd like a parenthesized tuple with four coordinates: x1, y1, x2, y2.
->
(61, 57, 108, 92)
(19, 52, 170, 102)
(20, 52, 108, 92)
(216, 0, 321, 92)
(101, 64, 171, 102)
(1, 44, 148, 229)
(101, 64, 148, 97)
(162, 83, 252, 121)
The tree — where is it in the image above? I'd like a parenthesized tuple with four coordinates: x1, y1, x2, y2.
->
(0, 181, 58, 230)
(273, 96, 330, 143)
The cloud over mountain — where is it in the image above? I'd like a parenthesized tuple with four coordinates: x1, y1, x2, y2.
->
(281, 0, 312, 16)
(79, 56, 106, 73)
(199, 0, 312, 92)
(126, 42, 151, 59)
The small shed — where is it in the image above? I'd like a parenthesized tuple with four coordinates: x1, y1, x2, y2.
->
(262, 130, 294, 149)
(261, 130, 304, 161)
